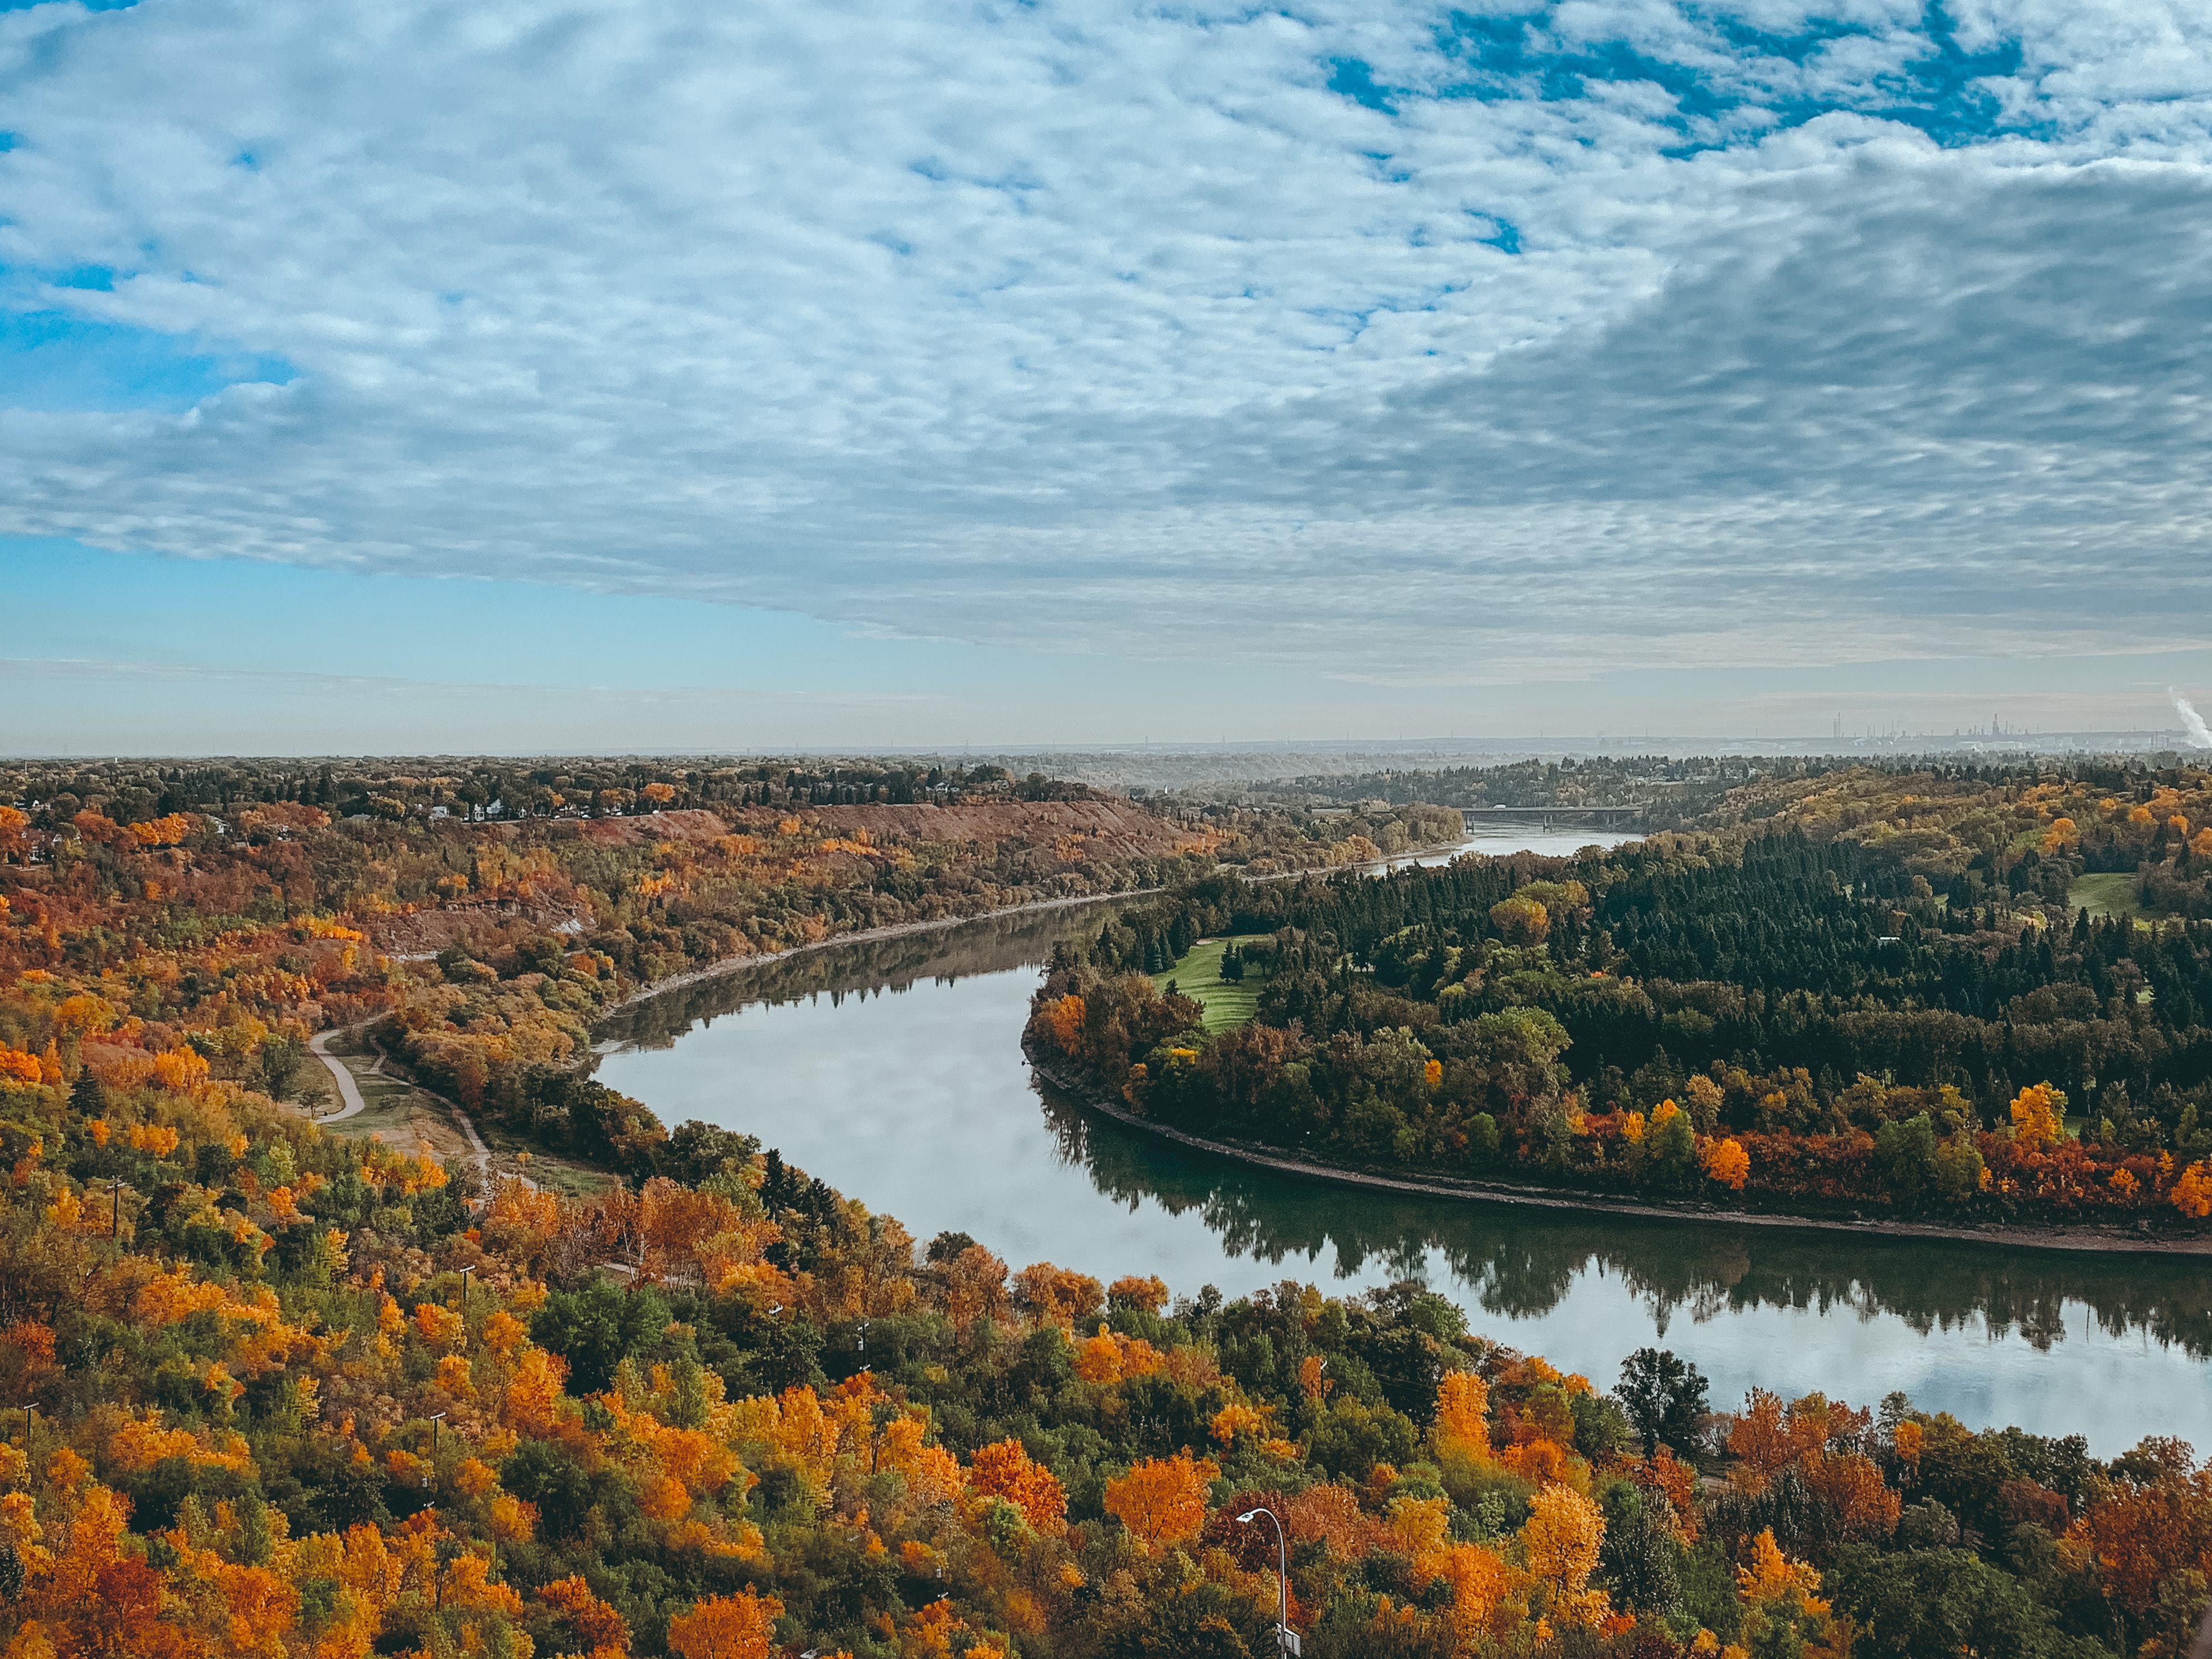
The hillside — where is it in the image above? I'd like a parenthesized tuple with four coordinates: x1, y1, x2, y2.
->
(733, 799, 1221, 861)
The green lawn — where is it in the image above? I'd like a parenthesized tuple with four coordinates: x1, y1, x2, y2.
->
(1152, 937, 1267, 1034)
(2069, 871, 2152, 923)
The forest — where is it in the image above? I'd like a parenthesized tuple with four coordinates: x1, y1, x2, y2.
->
(1, 755, 2210, 1655)
(1027, 764, 2212, 1228)
(0, 758, 1104, 825)
(1220, 756, 1791, 831)
(0, 1002, 2202, 1658)
(0, 759, 1251, 1178)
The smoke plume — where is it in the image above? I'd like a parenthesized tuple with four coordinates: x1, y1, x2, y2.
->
(2172, 689, 2212, 749)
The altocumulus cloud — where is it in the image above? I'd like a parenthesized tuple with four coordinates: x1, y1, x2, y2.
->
(4, 0, 2212, 683)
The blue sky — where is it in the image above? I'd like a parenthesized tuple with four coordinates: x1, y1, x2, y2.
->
(5, 0, 2212, 752)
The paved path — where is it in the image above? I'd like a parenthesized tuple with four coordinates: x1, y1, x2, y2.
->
(307, 1027, 370, 1123)
(304, 1025, 526, 1197)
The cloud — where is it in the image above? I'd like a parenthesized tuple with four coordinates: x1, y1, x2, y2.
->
(3, 0, 2212, 684)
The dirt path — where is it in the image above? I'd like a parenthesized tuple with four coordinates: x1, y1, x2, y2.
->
(362, 1041, 521, 1196)
(306, 1023, 528, 1198)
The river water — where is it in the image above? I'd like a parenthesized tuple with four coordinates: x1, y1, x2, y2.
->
(1386, 827, 1638, 868)
(594, 884, 2210, 1456)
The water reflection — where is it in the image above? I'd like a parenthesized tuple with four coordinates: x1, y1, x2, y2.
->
(593, 894, 2211, 1453)
(1039, 1086, 2212, 1357)
(596, 899, 1130, 1052)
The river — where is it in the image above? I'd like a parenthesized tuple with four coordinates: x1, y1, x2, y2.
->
(594, 886, 2210, 1456)
(1385, 827, 1638, 868)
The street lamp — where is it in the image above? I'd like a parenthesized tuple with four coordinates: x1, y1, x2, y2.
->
(425, 1413, 446, 1490)
(1235, 1507, 1298, 1656)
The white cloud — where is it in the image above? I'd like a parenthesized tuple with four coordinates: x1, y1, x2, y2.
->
(4, 0, 2212, 685)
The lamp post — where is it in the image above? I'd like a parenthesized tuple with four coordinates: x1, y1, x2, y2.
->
(1235, 1506, 1298, 1656)
(425, 1413, 445, 1491)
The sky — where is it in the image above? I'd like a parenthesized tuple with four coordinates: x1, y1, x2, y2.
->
(6, 0, 2212, 754)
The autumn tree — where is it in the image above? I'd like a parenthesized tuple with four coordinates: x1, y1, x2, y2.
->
(969, 1440, 1067, 1536)
(666, 1590, 784, 1659)
(1104, 1453, 1219, 1549)
(1488, 893, 1549, 946)
(2010, 1083, 2067, 1151)
(1701, 1135, 1750, 1191)
(1520, 1482, 1611, 1629)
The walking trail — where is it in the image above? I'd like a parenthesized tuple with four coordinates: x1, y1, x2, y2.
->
(305, 1023, 524, 1195)
(307, 1027, 371, 1123)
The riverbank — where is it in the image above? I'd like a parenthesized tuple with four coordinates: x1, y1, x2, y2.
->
(587, 831, 1514, 1034)
(591, 885, 1160, 1031)
(1024, 1040, 2212, 1258)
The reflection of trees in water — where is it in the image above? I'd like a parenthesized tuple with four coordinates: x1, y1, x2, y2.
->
(1039, 1084, 2212, 1360)
(594, 901, 1122, 1053)
(594, 905, 2212, 1365)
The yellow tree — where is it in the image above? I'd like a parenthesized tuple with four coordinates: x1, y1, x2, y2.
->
(1011, 1263, 1103, 1331)
(1103, 1453, 1217, 1549)
(1427, 1542, 1526, 1647)
(2010, 1083, 2066, 1150)
(1431, 1371, 1491, 1467)
(1520, 1483, 1612, 1629)
(2171, 1161, 2212, 1220)
(666, 1590, 784, 1659)
(1701, 1137, 1750, 1191)
(1488, 894, 1549, 946)
(1735, 1527, 1844, 1656)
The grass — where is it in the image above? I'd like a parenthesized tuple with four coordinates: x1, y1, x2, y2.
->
(2068, 872, 2155, 923)
(319, 1050, 613, 1195)
(478, 1119, 617, 1196)
(324, 1066, 472, 1160)
(1152, 936, 1267, 1034)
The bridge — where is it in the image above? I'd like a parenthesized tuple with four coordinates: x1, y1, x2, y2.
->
(1462, 804, 1647, 831)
